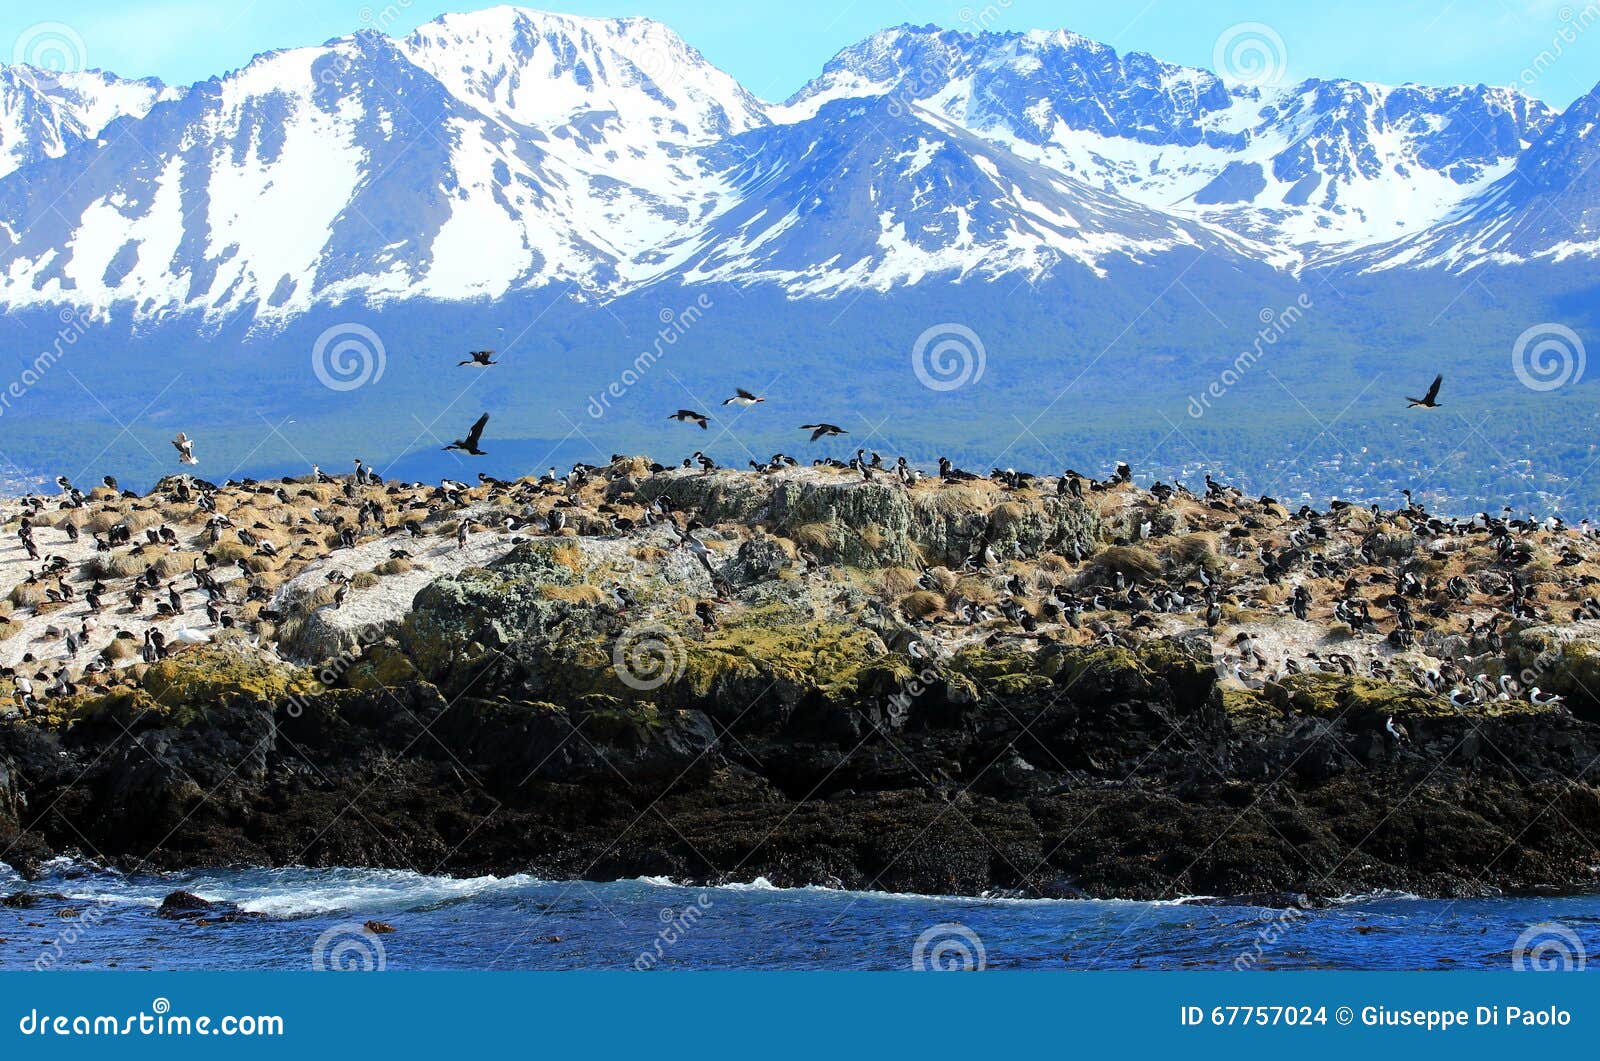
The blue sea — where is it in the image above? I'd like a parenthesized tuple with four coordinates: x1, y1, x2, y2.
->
(3, 861, 1596, 972)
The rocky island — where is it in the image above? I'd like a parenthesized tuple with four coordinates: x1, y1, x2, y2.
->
(1, 458, 1598, 902)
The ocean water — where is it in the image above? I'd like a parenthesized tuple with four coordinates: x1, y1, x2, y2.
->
(2, 861, 1596, 972)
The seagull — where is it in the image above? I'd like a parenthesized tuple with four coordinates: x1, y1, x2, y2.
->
(443, 413, 490, 456)
(1406, 374, 1443, 409)
(721, 388, 764, 407)
(801, 423, 846, 442)
(669, 409, 709, 430)
(457, 350, 498, 367)
(1529, 687, 1566, 708)
(171, 432, 198, 465)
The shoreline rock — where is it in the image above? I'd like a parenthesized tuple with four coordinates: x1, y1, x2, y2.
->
(2, 461, 1599, 901)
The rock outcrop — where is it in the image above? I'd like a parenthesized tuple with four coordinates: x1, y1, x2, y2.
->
(1, 461, 1597, 901)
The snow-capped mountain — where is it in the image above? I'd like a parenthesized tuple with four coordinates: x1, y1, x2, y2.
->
(665, 95, 1263, 294)
(1358, 81, 1600, 271)
(0, 66, 175, 178)
(0, 10, 769, 322)
(784, 25, 1553, 256)
(0, 6, 1593, 328)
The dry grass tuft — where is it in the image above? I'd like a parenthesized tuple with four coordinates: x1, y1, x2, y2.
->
(955, 577, 1000, 605)
(925, 567, 960, 594)
(1170, 533, 1220, 574)
(880, 566, 922, 596)
(149, 551, 201, 580)
(116, 510, 163, 535)
(1088, 544, 1163, 584)
(207, 541, 253, 564)
(303, 586, 340, 610)
(1038, 553, 1075, 575)
(101, 638, 140, 663)
(793, 522, 834, 551)
(989, 501, 1031, 530)
(540, 584, 607, 606)
(859, 525, 888, 552)
(899, 590, 946, 618)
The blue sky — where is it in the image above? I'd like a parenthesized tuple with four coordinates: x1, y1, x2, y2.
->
(7, 0, 1599, 106)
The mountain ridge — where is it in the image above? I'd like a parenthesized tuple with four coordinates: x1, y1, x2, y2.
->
(0, 5, 1592, 327)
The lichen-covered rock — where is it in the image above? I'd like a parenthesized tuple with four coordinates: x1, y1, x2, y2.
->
(1507, 621, 1600, 719)
(1265, 673, 1443, 721)
(636, 467, 1096, 567)
(400, 540, 602, 683)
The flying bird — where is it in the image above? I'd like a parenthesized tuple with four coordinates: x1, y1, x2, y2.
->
(1406, 374, 1443, 408)
(458, 350, 498, 367)
(801, 423, 846, 442)
(171, 432, 198, 465)
(721, 388, 764, 407)
(443, 413, 490, 456)
(669, 409, 710, 430)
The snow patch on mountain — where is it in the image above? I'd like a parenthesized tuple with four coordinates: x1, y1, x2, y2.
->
(0, 6, 1592, 326)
